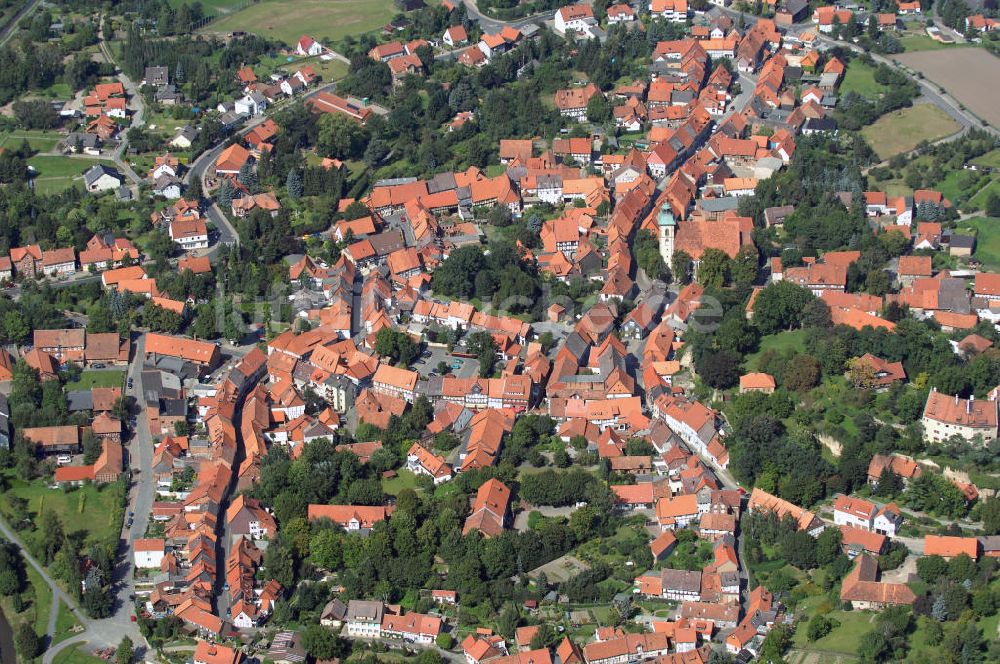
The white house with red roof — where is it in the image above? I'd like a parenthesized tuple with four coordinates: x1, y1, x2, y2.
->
(296, 35, 325, 56)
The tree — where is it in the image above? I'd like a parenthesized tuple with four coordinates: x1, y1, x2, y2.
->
(752, 281, 815, 334)
(671, 250, 692, 285)
(117, 636, 134, 664)
(15, 623, 39, 659)
(586, 93, 612, 124)
(698, 248, 731, 289)
(807, 613, 833, 641)
(698, 350, 740, 389)
(467, 331, 498, 377)
(436, 633, 454, 649)
(286, 168, 303, 199)
(310, 528, 343, 570)
(917, 555, 947, 583)
(782, 355, 821, 392)
(318, 112, 368, 159)
(497, 603, 520, 639)
(374, 328, 418, 366)
(987, 192, 1000, 218)
(302, 624, 345, 660)
(981, 498, 1000, 535)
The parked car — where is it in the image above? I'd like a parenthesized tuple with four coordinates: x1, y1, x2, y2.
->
(57, 455, 72, 465)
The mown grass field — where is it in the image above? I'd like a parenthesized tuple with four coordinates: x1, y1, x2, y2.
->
(381, 468, 422, 495)
(28, 156, 116, 195)
(860, 104, 961, 160)
(0, 130, 64, 152)
(899, 35, 967, 52)
(67, 369, 126, 390)
(839, 61, 886, 99)
(205, 0, 397, 46)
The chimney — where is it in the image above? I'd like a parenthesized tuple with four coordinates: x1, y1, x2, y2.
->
(968, 396, 973, 414)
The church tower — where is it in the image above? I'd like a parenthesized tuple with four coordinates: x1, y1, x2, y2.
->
(657, 203, 675, 267)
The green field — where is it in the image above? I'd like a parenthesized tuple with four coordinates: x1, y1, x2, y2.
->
(0, 470, 124, 552)
(205, 0, 397, 46)
(956, 217, 1000, 269)
(746, 329, 807, 371)
(839, 61, 886, 100)
(861, 104, 961, 160)
(0, 130, 64, 152)
(67, 370, 126, 390)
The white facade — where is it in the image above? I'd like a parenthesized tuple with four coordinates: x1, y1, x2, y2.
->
(346, 618, 381, 638)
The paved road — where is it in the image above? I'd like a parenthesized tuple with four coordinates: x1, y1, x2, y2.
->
(184, 77, 349, 250)
(97, 19, 147, 187)
(460, 0, 556, 33)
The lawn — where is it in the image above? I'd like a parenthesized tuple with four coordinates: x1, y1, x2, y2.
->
(839, 61, 886, 100)
(972, 149, 1000, 169)
(0, 130, 63, 152)
(899, 35, 967, 52)
(860, 104, 961, 160)
(0, 470, 124, 552)
(791, 598, 877, 656)
(28, 156, 115, 195)
(53, 600, 81, 645)
(955, 217, 1000, 270)
(382, 468, 422, 495)
(52, 647, 107, 664)
(968, 179, 1000, 211)
(26, 566, 53, 637)
(67, 369, 126, 390)
(205, 0, 397, 47)
(745, 329, 807, 371)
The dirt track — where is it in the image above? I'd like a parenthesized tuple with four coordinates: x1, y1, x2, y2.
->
(896, 48, 1000, 129)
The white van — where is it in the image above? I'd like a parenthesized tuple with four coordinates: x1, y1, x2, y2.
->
(57, 455, 72, 465)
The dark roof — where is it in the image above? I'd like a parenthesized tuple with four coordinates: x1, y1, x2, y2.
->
(950, 234, 975, 249)
(84, 164, 122, 187)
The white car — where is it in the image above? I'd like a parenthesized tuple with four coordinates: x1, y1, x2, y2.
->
(57, 455, 73, 465)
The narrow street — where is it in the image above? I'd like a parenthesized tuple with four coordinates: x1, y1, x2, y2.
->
(97, 20, 147, 187)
